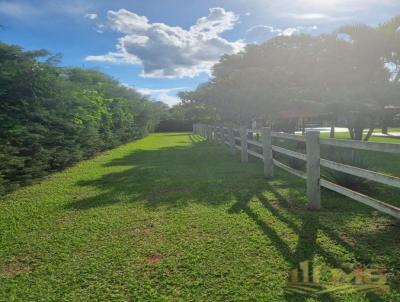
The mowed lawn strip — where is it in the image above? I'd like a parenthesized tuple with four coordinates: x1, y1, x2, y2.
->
(0, 133, 399, 301)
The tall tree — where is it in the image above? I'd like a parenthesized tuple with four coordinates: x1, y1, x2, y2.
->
(181, 16, 400, 140)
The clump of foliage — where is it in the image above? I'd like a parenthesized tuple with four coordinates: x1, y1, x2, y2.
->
(156, 99, 217, 132)
(0, 42, 166, 194)
(178, 16, 400, 140)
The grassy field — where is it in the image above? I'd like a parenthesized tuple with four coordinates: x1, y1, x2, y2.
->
(320, 130, 400, 144)
(0, 133, 399, 301)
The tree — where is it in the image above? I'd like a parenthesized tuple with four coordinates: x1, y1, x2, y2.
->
(337, 16, 400, 138)
(0, 42, 165, 195)
(181, 16, 400, 140)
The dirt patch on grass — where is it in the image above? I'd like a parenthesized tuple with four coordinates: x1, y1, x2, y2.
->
(146, 253, 163, 265)
(0, 256, 34, 277)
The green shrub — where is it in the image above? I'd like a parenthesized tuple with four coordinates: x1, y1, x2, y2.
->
(0, 42, 164, 195)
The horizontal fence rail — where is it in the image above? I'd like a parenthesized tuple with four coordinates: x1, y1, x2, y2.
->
(320, 159, 400, 189)
(273, 159, 307, 179)
(272, 132, 306, 142)
(193, 123, 400, 220)
(320, 179, 400, 219)
(272, 145, 307, 161)
(248, 149, 264, 160)
(321, 137, 400, 154)
(247, 139, 263, 148)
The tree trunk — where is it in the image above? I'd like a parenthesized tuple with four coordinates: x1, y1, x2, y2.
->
(381, 108, 389, 134)
(348, 127, 355, 140)
(364, 127, 374, 141)
(330, 124, 335, 138)
(354, 127, 364, 140)
(301, 118, 305, 136)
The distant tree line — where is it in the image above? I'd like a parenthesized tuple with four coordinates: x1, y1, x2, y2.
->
(0, 42, 166, 195)
(156, 101, 216, 132)
(177, 16, 400, 141)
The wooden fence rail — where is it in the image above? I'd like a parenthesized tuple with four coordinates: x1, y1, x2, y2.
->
(193, 123, 400, 219)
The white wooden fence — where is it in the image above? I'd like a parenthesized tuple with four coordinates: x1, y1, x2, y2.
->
(193, 123, 400, 219)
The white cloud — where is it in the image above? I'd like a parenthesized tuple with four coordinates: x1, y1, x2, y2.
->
(260, 0, 400, 25)
(95, 24, 106, 34)
(135, 87, 187, 106)
(85, 13, 98, 20)
(107, 9, 151, 34)
(245, 25, 280, 43)
(282, 12, 353, 23)
(264, 0, 398, 14)
(86, 8, 244, 78)
(281, 27, 299, 36)
(245, 25, 318, 43)
(190, 7, 238, 36)
(85, 51, 139, 64)
(284, 13, 329, 20)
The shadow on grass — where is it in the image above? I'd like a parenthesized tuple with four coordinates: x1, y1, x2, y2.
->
(67, 133, 248, 211)
(66, 134, 399, 301)
(163, 133, 192, 137)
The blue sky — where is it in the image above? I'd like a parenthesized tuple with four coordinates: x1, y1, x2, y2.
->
(1, 0, 399, 106)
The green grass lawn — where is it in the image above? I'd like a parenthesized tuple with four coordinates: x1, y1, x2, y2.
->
(1, 133, 399, 301)
(320, 130, 400, 145)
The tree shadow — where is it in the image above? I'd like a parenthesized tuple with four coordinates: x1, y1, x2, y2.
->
(66, 136, 261, 210)
(163, 133, 192, 137)
(65, 134, 399, 301)
(228, 182, 397, 301)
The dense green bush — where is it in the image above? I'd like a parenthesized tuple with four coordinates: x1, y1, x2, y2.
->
(0, 42, 165, 195)
(156, 119, 193, 132)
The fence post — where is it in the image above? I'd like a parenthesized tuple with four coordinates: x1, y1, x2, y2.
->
(216, 125, 221, 144)
(306, 131, 321, 210)
(220, 125, 225, 144)
(262, 127, 273, 178)
(229, 127, 235, 155)
(240, 125, 248, 162)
